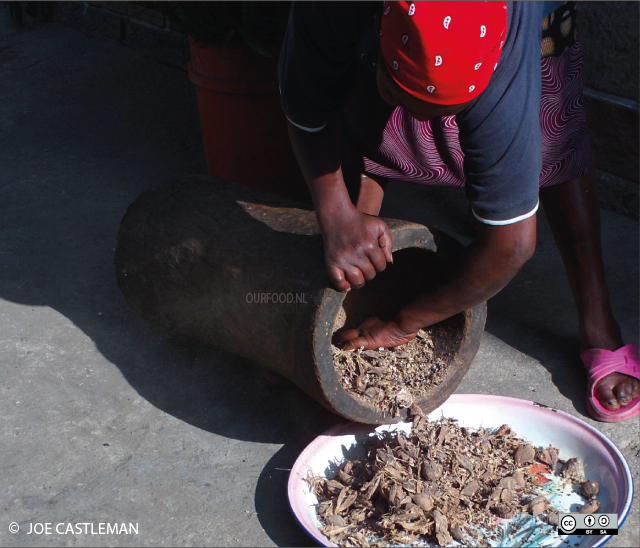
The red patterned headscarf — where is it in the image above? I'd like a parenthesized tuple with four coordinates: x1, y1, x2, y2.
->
(380, 1, 507, 105)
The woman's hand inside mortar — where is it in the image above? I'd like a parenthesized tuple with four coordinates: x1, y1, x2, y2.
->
(340, 316, 417, 351)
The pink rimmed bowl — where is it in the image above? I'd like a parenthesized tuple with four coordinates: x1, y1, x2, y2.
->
(288, 394, 633, 547)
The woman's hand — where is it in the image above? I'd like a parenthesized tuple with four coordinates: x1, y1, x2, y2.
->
(319, 206, 393, 292)
(286, 118, 393, 292)
(340, 316, 417, 350)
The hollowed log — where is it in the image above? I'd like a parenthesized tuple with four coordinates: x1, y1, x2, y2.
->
(115, 175, 486, 423)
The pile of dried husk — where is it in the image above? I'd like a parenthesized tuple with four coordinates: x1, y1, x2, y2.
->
(332, 323, 464, 417)
(307, 407, 600, 547)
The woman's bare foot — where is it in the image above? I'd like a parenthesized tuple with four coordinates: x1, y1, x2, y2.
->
(583, 331, 640, 411)
(581, 321, 639, 410)
(541, 172, 639, 416)
(593, 371, 639, 411)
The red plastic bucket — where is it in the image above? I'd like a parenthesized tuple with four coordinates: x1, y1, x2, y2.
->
(188, 39, 307, 198)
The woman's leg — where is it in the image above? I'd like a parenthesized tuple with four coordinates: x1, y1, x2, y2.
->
(540, 170, 639, 411)
(342, 167, 388, 216)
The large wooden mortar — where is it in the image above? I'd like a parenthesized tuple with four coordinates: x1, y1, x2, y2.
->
(115, 175, 486, 424)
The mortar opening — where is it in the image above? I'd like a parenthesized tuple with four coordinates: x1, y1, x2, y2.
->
(331, 247, 467, 414)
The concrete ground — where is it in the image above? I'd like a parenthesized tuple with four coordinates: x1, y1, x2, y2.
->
(1, 11, 637, 548)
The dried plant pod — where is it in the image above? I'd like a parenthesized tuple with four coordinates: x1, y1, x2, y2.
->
(402, 502, 424, 516)
(561, 457, 585, 481)
(410, 403, 425, 417)
(436, 424, 450, 446)
(411, 493, 434, 512)
(511, 470, 526, 487)
(446, 486, 461, 501)
(531, 501, 547, 515)
(487, 487, 503, 508)
(384, 464, 404, 481)
(450, 522, 467, 542)
(536, 448, 553, 466)
(335, 487, 358, 514)
(395, 532, 419, 545)
(528, 495, 549, 506)
(354, 375, 367, 392)
(399, 519, 432, 535)
(350, 508, 367, 524)
(461, 480, 480, 497)
(325, 479, 345, 495)
(422, 481, 438, 495)
(388, 484, 405, 509)
(317, 500, 333, 518)
(495, 424, 514, 437)
(338, 470, 354, 485)
(432, 509, 453, 547)
(498, 476, 518, 490)
(402, 443, 419, 461)
(412, 416, 427, 431)
(325, 514, 347, 527)
(400, 478, 418, 494)
(514, 444, 536, 466)
(394, 386, 413, 408)
(480, 439, 492, 453)
(479, 469, 496, 482)
(500, 489, 515, 503)
(578, 499, 601, 514)
(580, 479, 600, 499)
(528, 495, 550, 515)
(494, 503, 517, 519)
(376, 448, 394, 465)
(455, 453, 475, 473)
(321, 524, 352, 538)
(421, 461, 443, 482)
(362, 474, 381, 501)
(364, 386, 384, 401)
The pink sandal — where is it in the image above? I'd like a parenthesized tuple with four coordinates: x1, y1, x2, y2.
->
(580, 343, 640, 422)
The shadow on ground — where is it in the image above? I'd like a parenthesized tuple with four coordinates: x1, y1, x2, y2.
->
(0, 15, 347, 545)
(255, 444, 325, 547)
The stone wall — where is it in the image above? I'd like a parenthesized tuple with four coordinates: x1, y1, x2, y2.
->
(45, 1, 639, 217)
(578, 2, 639, 217)
(579, 2, 638, 99)
(50, 1, 191, 70)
